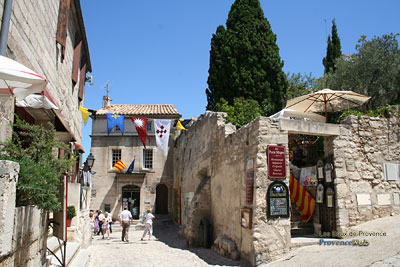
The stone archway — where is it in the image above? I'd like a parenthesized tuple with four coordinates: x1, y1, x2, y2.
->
(155, 184, 168, 214)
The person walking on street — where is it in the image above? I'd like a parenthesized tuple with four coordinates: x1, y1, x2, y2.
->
(101, 217, 110, 239)
(98, 210, 105, 236)
(106, 212, 113, 233)
(141, 209, 156, 241)
(119, 206, 133, 242)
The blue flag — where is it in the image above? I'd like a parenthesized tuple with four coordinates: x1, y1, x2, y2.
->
(107, 113, 125, 135)
(126, 159, 135, 174)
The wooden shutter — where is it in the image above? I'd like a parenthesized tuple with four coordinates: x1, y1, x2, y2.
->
(78, 63, 86, 101)
(56, 0, 71, 47)
(72, 38, 82, 83)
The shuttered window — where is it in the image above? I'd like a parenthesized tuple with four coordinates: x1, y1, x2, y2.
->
(78, 63, 86, 101)
(72, 36, 82, 84)
(56, 0, 70, 48)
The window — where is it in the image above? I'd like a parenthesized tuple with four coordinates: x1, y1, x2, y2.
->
(147, 120, 152, 132)
(112, 149, 121, 167)
(143, 149, 153, 169)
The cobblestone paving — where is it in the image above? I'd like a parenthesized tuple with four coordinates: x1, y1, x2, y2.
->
(87, 219, 249, 267)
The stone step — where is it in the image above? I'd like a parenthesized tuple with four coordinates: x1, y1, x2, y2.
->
(291, 227, 314, 236)
(69, 248, 89, 267)
(48, 241, 80, 267)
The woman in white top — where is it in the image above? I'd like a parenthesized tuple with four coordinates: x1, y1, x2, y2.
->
(141, 209, 156, 240)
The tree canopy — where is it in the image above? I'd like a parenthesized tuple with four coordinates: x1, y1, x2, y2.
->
(206, 0, 287, 118)
(320, 33, 400, 110)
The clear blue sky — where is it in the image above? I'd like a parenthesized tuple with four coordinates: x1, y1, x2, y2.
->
(80, 0, 399, 159)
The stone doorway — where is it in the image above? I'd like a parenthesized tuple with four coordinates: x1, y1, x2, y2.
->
(155, 184, 168, 214)
(122, 185, 140, 219)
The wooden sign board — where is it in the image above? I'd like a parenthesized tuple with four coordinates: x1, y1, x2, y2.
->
(267, 145, 286, 179)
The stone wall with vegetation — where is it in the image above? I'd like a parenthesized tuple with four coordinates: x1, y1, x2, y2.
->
(326, 112, 400, 233)
(0, 161, 48, 267)
(173, 112, 291, 265)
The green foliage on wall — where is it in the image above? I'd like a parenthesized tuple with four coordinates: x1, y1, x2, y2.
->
(215, 97, 262, 127)
(0, 116, 75, 211)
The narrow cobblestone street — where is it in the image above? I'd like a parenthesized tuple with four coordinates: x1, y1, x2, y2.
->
(87, 217, 249, 267)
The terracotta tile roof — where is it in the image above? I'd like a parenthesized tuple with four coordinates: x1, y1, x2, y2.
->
(96, 104, 181, 118)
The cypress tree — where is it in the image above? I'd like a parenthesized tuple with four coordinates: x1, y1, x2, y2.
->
(206, 0, 287, 115)
(324, 19, 342, 73)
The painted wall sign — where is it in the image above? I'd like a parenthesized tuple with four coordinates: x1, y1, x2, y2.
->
(246, 170, 254, 204)
(267, 181, 290, 219)
(267, 145, 286, 179)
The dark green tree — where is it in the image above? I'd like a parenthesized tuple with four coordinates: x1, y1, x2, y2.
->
(324, 19, 342, 73)
(321, 33, 400, 110)
(206, 0, 287, 116)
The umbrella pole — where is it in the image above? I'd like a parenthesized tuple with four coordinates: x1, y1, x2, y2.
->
(324, 94, 328, 123)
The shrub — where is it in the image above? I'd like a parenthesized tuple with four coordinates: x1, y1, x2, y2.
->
(67, 206, 76, 220)
(0, 116, 75, 211)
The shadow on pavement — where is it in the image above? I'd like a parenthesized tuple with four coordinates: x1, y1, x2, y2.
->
(153, 214, 250, 267)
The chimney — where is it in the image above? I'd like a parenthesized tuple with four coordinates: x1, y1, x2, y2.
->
(102, 95, 110, 108)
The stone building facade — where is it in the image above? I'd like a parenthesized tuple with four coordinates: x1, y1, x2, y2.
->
(172, 111, 400, 266)
(0, 0, 91, 164)
(89, 100, 181, 220)
(0, 1, 92, 266)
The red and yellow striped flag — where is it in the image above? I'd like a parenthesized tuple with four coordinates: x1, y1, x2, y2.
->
(289, 174, 315, 222)
(113, 160, 126, 172)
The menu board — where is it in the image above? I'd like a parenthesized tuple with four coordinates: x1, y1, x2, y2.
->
(267, 181, 290, 219)
(267, 145, 286, 179)
(269, 198, 288, 216)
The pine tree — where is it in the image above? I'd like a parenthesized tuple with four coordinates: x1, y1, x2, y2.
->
(206, 0, 287, 116)
(324, 19, 342, 73)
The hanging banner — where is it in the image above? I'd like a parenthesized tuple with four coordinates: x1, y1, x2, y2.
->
(267, 145, 286, 179)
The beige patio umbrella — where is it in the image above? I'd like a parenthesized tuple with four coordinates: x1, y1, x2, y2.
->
(285, 89, 371, 122)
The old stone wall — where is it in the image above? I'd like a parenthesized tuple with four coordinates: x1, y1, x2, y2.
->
(327, 113, 400, 233)
(0, 95, 14, 143)
(0, 0, 86, 143)
(0, 161, 48, 267)
(173, 112, 291, 265)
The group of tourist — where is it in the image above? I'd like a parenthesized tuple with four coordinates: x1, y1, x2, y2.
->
(89, 207, 156, 242)
(89, 210, 113, 240)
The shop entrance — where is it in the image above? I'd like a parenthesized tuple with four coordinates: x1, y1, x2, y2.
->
(289, 134, 336, 237)
(155, 184, 168, 214)
(122, 185, 140, 219)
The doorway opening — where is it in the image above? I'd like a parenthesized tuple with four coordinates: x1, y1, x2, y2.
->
(122, 185, 140, 219)
(289, 134, 336, 237)
(155, 184, 168, 214)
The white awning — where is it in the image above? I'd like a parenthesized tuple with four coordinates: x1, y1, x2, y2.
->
(15, 94, 58, 110)
(269, 108, 325, 123)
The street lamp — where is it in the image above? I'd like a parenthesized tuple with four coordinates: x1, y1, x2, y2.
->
(86, 152, 95, 170)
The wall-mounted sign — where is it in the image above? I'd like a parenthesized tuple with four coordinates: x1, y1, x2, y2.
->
(240, 208, 252, 229)
(267, 181, 289, 219)
(267, 145, 286, 179)
(246, 170, 254, 204)
(346, 161, 355, 172)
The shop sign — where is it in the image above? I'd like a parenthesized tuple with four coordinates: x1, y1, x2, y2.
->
(246, 170, 254, 204)
(267, 181, 289, 219)
(267, 145, 286, 179)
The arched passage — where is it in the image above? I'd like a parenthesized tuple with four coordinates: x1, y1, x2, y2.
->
(155, 183, 168, 214)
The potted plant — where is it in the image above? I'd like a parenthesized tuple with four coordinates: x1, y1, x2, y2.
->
(66, 206, 76, 227)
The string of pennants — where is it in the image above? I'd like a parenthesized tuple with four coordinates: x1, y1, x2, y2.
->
(79, 108, 188, 172)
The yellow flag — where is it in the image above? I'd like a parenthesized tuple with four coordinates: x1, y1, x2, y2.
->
(177, 119, 187, 131)
(80, 107, 90, 125)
